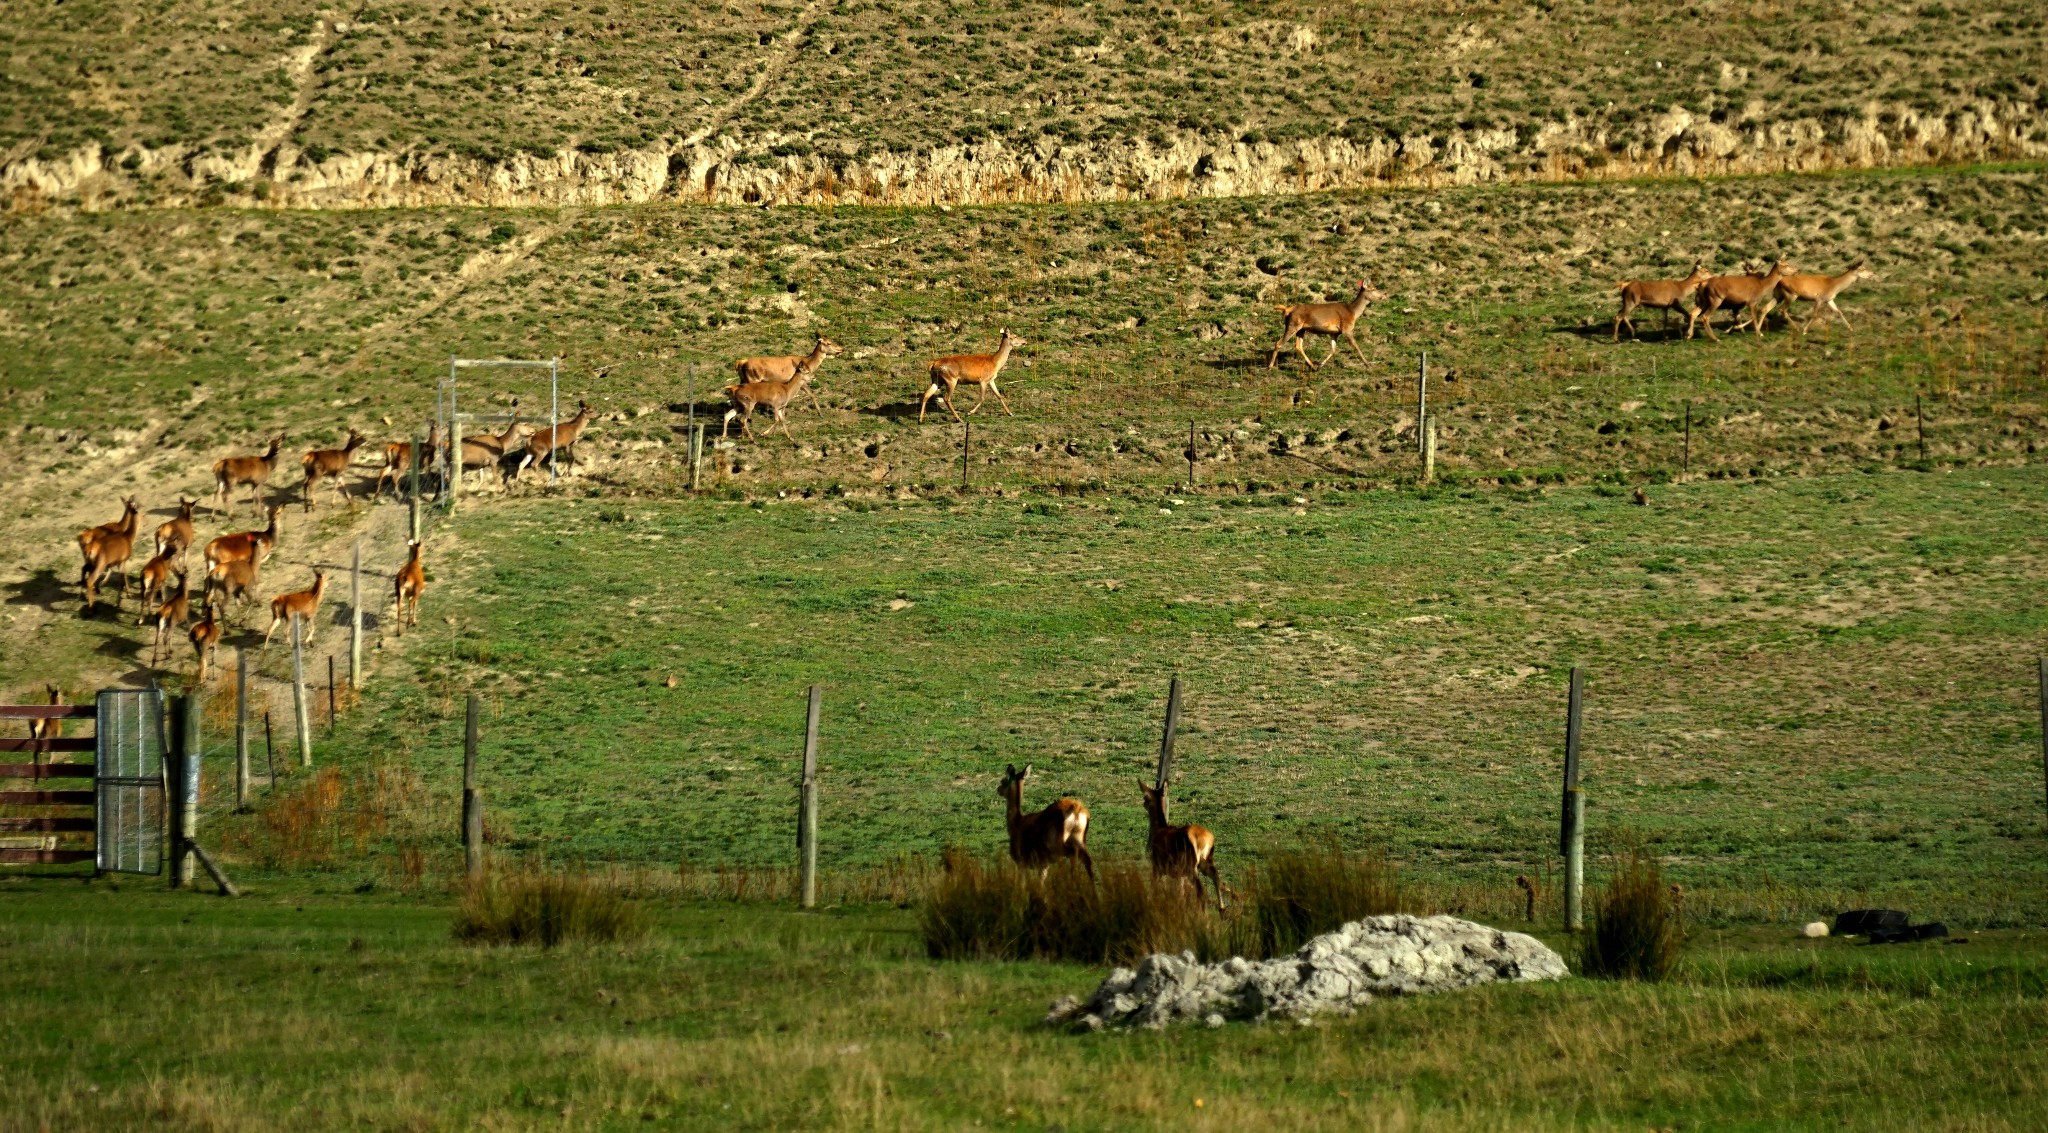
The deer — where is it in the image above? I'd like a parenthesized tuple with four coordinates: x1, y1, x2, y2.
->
(300, 428, 367, 512)
(508, 399, 594, 484)
(721, 371, 814, 440)
(212, 433, 286, 516)
(1687, 260, 1791, 341)
(135, 546, 186, 616)
(920, 330, 1023, 423)
(1770, 259, 1874, 334)
(735, 334, 843, 413)
(374, 422, 440, 501)
(146, 575, 194, 667)
(1140, 782, 1226, 910)
(996, 763, 1094, 881)
(203, 506, 282, 573)
(393, 540, 425, 633)
(456, 404, 528, 489)
(262, 570, 328, 652)
(77, 496, 141, 612)
(154, 497, 198, 562)
(189, 599, 222, 682)
(1612, 263, 1711, 342)
(1266, 279, 1388, 370)
(205, 558, 259, 619)
(27, 685, 62, 750)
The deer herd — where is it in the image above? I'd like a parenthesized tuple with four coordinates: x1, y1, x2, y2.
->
(1612, 258, 1874, 342)
(999, 762, 1228, 909)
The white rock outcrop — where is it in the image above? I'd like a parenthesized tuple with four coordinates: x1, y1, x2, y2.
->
(1046, 914, 1568, 1031)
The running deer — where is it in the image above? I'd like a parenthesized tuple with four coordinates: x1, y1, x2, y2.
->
(300, 429, 367, 512)
(457, 404, 528, 488)
(996, 763, 1094, 880)
(509, 399, 594, 483)
(1612, 263, 1710, 342)
(155, 497, 198, 561)
(77, 496, 141, 612)
(1266, 280, 1388, 370)
(1140, 783, 1226, 910)
(262, 570, 328, 651)
(721, 371, 814, 440)
(374, 422, 440, 501)
(1687, 260, 1791, 340)
(212, 433, 286, 515)
(736, 334, 843, 413)
(1771, 259, 1874, 333)
(203, 506, 282, 573)
(146, 575, 193, 667)
(136, 546, 186, 615)
(920, 330, 1023, 423)
(190, 600, 222, 682)
(393, 540, 425, 633)
(205, 558, 259, 618)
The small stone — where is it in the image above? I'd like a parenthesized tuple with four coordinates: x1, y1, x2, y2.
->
(1204, 1013, 1225, 1028)
(1803, 921, 1829, 938)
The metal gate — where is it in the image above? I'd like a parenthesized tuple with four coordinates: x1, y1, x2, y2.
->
(94, 689, 164, 875)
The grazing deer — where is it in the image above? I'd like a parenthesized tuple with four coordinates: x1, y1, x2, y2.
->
(146, 575, 194, 667)
(920, 330, 1023, 423)
(509, 399, 594, 483)
(203, 506, 282, 573)
(153, 497, 199, 562)
(205, 558, 259, 619)
(393, 540, 425, 633)
(300, 429, 367, 512)
(374, 422, 440, 501)
(212, 433, 286, 515)
(996, 763, 1094, 880)
(721, 371, 814, 440)
(77, 496, 141, 612)
(1266, 280, 1388, 370)
(1140, 783, 1226, 910)
(1687, 261, 1791, 340)
(1771, 259, 1874, 333)
(136, 546, 186, 616)
(1612, 263, 1710, 342)
(262, 570, 328, 651)
(736, 334, 843, 412)
(189, 600, 222, 682)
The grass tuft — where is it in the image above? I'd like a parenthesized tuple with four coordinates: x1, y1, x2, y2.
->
(1241, 837, 1405, 957)
(453, 868, 647, 948)
(1581, 847, 1684, 981)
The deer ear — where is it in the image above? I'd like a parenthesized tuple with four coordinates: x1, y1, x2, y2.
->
(1021, 763, 1032, 778)
(1004, 763, 1016, 777)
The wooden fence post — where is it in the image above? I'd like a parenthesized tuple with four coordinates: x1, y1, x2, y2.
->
(1422, 419, 1438, 483)
(409, 430, 424, 543)
(291, 617, 312, 768)
(961, 419, 971, 488)
(1561, 665, 1585, 932)
(2038, 658, 2047, 833)
(234, 647, 249, 812)
(263, 710, 276, 791)
(798, 684, 821, 909)
(1916, 393, 1927, 461)
(350, 541, 363, 692)
(1416, 351, 1428, 454)
(1154, 676, 1182, 808)
(1185, 421, 1197, 487)
(1683, 400, 1691, 475)
(689, 424, 704, 492)
(170, 692, 198, 889)
(463, 693, 483, 881)
(327, 655, 337, 730)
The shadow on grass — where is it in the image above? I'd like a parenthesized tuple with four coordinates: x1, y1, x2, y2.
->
(5, 568, 78, 614)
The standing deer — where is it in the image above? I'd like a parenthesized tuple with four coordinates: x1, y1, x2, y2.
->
(146, 575, 193, 667)
(1140, 782, 1226, 910)
(996, 763, 1094, 880)
(1266, 280, 1388, 370)
(509, 399, 594, 483)
(920, 330, 1023, 423)
(736, 335, 843, 413)
(393, 540, 425, 633)
(136, 546, 186, 615)
(374, 422, 440, 501)
(1612, 263, 1711, 342)
(205, 558, 260, 620)
(203, 506, 282, 573)
(77, 496, 141, 612)
(721, 370, 815, 440)
(300, 429, 367, 512)
(212, 433, 286, 516)
(155, 497, 198, 561)
(261, 570, 328, 651)
(189, 600, 222, 682)
(457, 405, 528, 489)
(1687, 261, 1791, 340)
(1771, 260, 1874, 333)
(27, 685, 62, 749)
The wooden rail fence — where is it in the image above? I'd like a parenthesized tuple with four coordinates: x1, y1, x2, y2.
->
(0, 702, 99, 865)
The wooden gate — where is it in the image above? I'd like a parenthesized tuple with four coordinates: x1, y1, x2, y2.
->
(0, 698, 100, 865)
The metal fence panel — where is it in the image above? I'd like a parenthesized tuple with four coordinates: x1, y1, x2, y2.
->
(95, 689, 164, 875)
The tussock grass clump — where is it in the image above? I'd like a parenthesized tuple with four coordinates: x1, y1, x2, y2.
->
(1581, 848, 1684, 980)
(1242, 838, 1405, 957)
(453, 869, 646, 948)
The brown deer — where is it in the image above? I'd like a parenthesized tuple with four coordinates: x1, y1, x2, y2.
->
(721, 371, 814, 440)
(393, 540, 425, 633)
(135, 546, 186, 616)
(1612, 263, 1710, 342)
(77, 496, 141, 612)
(262, 570, 328, 651)
(1140, 782, 1225, 910)
(300, 429, 367, 512)
(27, 685, 62, 749)
(212, 433, 286, 515)
(374, 422, 440, 501)
(203, 506, 282, 573)
(1266, 280, 1388, 370)
(205, 558, 260, 619)
(920, 330, 1023, 423)
(189, 600, 222, 682)
(457, 405, 529, 488)
(736, 334, 843, 412)
(996, 763, 1093, 880)
(154, 497, 198, 562)
(1770, 259, 1874, 333)
(146, 575, 194, 667)
(509, 399, 594, 483)
(1687, 261, 1791, 340)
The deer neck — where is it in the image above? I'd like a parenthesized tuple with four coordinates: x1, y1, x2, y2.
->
(992, 339, 1015, 371)
(1002, 790, 1027, 849)
(1347, 286, 1372, 319)
(1143, 797, 1168, 834)
(802, 341, 829, 372)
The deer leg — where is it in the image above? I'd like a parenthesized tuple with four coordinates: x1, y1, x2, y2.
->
(1073, 841, 1096, 883)
(967, 383, 988, 416)
(1295, 336, 1316, 371)
(1266, 331, 1291, 369)
(1201, 854, 1226, 911)
(261, 615, 279, 651)
(918, 383, 941, 424)
(1346, 329, 1369, 364)
(1827, 299, 1853, 332)
(721, 408, 739, 439)
(804, 382, 822, 413)
(988, 377, 1014, 417)
(1320, 338, 1341, 368)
